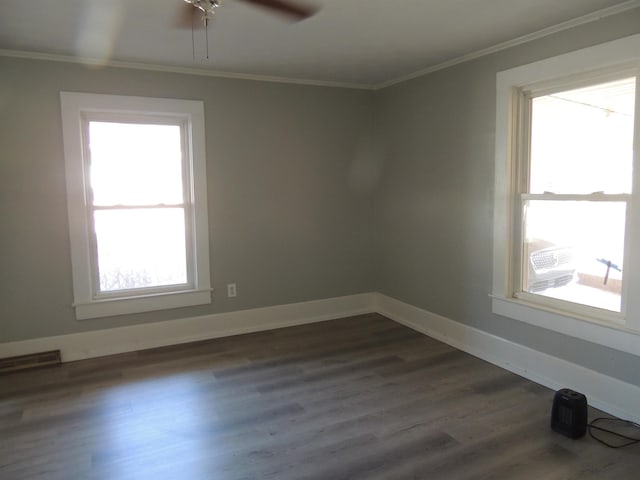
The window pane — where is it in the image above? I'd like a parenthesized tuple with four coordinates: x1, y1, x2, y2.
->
(530, 78, 635, 194)
(95, 208, 188, 292)
(523, 200, 625, 312)
(89, 122, 184, 206)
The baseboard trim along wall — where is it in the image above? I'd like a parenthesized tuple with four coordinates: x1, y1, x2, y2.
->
(0, 293, 375, 362)
(1, 291, 638, 423)
(373, 293, 640, 425)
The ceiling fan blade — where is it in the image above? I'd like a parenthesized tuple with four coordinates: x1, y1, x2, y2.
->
(175, 2, 207, 29)
(238, 0, 318, 20)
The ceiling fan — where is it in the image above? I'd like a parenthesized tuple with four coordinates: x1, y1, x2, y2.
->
(177, 0, 319, 29)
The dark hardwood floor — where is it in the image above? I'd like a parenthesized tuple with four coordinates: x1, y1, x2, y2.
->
(1, 314, 638, 479)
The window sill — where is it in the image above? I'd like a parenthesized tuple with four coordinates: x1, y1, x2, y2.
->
(74, 289, 212, 320)
(491, 295, 640, 357)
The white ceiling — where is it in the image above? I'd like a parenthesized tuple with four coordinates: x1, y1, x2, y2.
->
(0, 0, 638, 88)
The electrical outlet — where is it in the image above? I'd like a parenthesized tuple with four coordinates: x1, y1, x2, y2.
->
(227, 283, 237, 298)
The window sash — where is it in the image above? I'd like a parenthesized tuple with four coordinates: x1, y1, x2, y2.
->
(514, 195, 630, 321)
(513, 194, 631, 318)
(81, 116, 197, 299)
(90, 205, 194, 298)
(82, 113, 190, 209)
(510, 76, 636, 324)
(521, 193, 631, 202)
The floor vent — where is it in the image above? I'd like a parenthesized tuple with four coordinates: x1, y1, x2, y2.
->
(0, 350, 62, 374)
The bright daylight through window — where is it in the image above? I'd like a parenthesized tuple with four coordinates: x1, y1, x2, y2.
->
(89, 121, 188, 292)
(61, 93, 211, 320)
(521, 77, 634, 314)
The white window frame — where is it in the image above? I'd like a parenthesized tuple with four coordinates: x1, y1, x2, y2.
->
(60, 92, 211, 320)
(492, 34, 640, 356)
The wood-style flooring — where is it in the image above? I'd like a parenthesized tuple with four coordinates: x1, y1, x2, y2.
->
(1, 314, 638, 479)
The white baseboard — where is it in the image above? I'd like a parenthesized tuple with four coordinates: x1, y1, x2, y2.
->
(373, 293, 640, 424)
(0, 293, 375, 362)
(2, 291, 639, 423)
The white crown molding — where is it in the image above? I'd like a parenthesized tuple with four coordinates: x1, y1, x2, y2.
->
(0, 49, 375, 91)
(2, 2, 639, 91)
(374, 0, 640, 90)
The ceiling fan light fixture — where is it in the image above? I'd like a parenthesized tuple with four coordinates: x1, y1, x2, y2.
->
(181, 0, 318, 23)
(183, 0, 222, 19)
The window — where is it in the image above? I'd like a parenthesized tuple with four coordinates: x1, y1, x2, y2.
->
(61, 93, 211, 319)
(519, 77, 634, 318)
(493, 34, 640, 354)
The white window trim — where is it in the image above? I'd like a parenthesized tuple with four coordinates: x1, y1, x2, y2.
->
(60, 92, 211, 320)
(492, 34, 640, 356)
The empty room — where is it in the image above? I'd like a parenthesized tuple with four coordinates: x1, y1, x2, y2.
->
(1, 0, 640, 478)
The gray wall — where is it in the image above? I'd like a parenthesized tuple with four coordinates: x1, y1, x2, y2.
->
(0, 59, 377, 342)
(375, 8, 640, 387)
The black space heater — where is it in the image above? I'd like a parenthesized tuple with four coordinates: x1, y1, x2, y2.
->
(551, 388, 588, 438)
